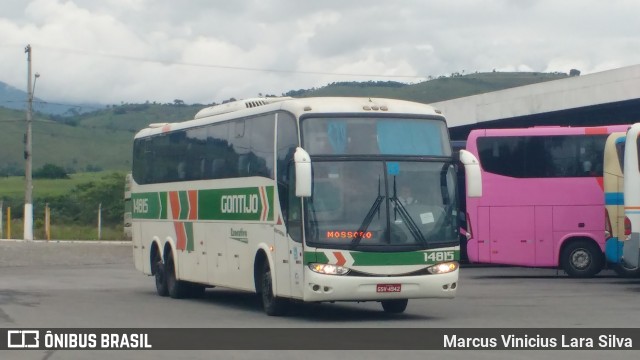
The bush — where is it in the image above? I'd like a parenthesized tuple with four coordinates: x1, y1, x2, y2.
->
(33, 164, 69, 179)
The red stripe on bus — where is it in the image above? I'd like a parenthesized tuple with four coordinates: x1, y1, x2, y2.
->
(174, 222, 186, 251)
(169, 191, 181, 220)
(188, 190, 198, 220)
(585, 127, 607, 135)
(259, 187, 268, 221)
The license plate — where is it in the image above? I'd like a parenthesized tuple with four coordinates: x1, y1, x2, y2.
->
(376, 284, 402, 293)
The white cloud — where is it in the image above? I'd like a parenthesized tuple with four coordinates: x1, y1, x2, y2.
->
(0, 0, 639, 104)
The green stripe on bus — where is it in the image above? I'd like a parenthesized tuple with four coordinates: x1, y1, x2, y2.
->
(304, 251, 329, 264)
(133, 187, 274, 222)
(179, 191, 189, 220)
(304, 250, 459, 266)
(132, 192, 166, 219)
(185, 222, 194, 252)
(198, 187, 274, 221)
(266, 186, 274, 221)
(350, 250, 459, 266)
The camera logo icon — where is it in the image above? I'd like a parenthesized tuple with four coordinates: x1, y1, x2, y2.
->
(7, 330, 40, 348)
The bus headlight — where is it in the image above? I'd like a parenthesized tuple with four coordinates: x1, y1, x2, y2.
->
(309, 263, 351, 275)
(427, 262, 459, 274)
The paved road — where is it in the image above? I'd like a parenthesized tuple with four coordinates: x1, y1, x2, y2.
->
(1, 240, 639, 359)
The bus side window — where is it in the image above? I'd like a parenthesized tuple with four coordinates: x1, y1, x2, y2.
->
(210, 159, 227, 179)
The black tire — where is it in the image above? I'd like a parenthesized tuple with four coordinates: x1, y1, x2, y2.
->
(260, 262, 288, 316)
(612, 263, 640, 278)
(154, 252, 168, 297)
(561, 240, 603, 278)
(165, 252, 189, 299)
(381, 299, 408, 314)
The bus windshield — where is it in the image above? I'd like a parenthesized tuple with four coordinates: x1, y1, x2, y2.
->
(301, 116, 456, 250)
(304, 160, 458, 250)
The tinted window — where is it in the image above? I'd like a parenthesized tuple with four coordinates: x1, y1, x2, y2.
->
(615, 139, 625, 173)
(477, 135, 608, 178)
(275, 112, 302, 242)
(132, 114, 275, 184)
(302, 117, 450, 156)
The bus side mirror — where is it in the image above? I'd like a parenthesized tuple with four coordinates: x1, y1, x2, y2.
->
(459, 149, 482, 198)
(294, 147, 312, 197)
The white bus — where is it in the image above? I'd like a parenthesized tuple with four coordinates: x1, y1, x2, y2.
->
(124, 173, 133, 240)
(623, 123, 640, 269)
(131, 97, 471, 315)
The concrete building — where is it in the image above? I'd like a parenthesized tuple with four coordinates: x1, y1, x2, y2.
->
(431, 64, 640, 140)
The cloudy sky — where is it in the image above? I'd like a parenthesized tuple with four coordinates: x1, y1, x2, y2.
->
(1, 0, 639, 105)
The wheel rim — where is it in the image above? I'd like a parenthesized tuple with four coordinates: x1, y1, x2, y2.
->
(570, 248, 591, 270)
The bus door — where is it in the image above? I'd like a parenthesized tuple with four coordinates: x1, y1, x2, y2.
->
(535, 206, 554, 266)
(273, 169, 305, 299)
(273, 219, 291, 297)
(489, 206, 536, 265)
(475, 206, 491, 263)
(286, 183, 305, 298)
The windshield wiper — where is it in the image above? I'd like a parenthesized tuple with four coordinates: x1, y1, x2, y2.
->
(350, 177, 384, 249)
(390, 177, 428, 246)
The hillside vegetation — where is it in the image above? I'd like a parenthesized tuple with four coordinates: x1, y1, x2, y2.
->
(0, 71, 568, 174)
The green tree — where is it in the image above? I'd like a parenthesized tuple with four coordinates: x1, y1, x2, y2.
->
(46, 172, 126, 225)
(33, 164, 69, 179)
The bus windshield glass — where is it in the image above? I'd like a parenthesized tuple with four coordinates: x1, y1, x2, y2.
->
(301, 116, 456, 250)
(301, 117, 451, 156)
(304, 160, 458, 250)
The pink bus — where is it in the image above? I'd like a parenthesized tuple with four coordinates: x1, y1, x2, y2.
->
(464, 125, 630, 277)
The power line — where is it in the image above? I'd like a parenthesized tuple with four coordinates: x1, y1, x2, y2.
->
(35, 44, 425, 79)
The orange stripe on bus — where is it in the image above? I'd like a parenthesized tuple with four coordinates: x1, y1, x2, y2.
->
(585, 127, 607, 135)
(188, 190, 198, 220)
(169, 191, 181, 220)
(174, 222, 186, 251)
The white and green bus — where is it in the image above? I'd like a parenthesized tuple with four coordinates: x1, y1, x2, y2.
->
(623, 123, 640, 269)
(131, 97, 471, 315)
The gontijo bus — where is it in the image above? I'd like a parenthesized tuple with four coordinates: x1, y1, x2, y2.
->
(463, 124, 628, 277)
(130, 97, 479, 315)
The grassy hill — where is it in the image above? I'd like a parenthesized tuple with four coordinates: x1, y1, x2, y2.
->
(0, 104, 200, 175)
(290, 72, 567, 102)
(0, 71, 568, 174)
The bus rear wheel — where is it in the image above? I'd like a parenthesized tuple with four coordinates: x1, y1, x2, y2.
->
(260, 262, 288, 316)
(381, 299, 408, 314)
(561, 240, 603, 278)
(165, 252, 189, 299)
(154, 252, 168, 297)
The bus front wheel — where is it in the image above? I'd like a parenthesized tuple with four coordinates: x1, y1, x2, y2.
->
(381, 299, 408, 314)
(260, 262, 288, 316)
(561, 240, 603, 278)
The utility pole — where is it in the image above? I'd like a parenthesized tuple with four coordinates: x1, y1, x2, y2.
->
(24, 44, 35, 241)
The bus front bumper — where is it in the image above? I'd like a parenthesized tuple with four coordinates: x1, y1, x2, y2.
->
(302, 267, 458, 302)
